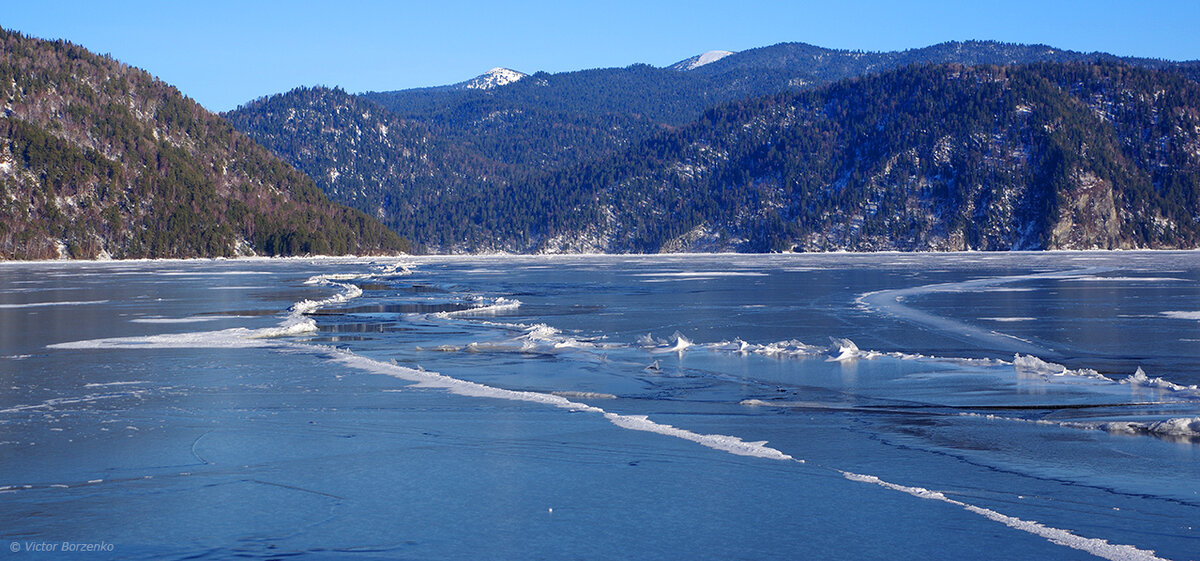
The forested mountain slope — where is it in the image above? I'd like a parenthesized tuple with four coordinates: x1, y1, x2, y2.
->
(0, 28, 406, 259)
(531, 63, 1200, 252)
(399, 63, 1200, 252)
(226, 41, 1200, 253)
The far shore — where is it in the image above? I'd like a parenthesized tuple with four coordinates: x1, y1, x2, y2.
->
(4, 247, 1200, 266)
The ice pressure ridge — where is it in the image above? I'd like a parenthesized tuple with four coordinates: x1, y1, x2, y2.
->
(442, 317, 1197, 401)
(328, 351, 796, 462)
(842, 472, 1171, 561)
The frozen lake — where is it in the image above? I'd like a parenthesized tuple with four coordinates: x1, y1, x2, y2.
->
(1, 252, 1198, 560)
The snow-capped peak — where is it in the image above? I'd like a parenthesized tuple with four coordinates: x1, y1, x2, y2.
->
(669, 50, 736, 71)
(460, 67, 528, 90)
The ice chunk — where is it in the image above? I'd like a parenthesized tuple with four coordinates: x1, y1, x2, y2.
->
(1012, 355, 1109, 382)
(1121, 367, 1200, 395)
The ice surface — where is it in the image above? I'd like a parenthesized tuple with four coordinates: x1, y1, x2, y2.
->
(16, 253, 1200, 559)
(856, 268, 1114, 355)
(0, 391, 146, 414)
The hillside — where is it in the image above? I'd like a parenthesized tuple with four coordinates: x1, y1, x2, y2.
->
(226, 84, 658, 247)
(0, 28, 407, 259)
(223, 86, 528, 246)
(533, 63, 1200, 252)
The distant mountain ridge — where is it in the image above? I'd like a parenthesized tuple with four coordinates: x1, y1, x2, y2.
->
(0, 27, 406, 259)
(364, 40, 1200, 124)
(226, 40, 1200, 253)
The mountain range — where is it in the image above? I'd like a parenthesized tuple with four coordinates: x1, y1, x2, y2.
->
(3, 29, 1198, 258)
(0, 27, 407, 259)
(226, 40, 1200, 252)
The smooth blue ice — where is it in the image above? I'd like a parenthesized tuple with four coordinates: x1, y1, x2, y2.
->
(1, 252, 1198, 560)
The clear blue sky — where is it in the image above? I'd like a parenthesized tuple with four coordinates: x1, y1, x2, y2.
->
(5, 0, 1198, 112)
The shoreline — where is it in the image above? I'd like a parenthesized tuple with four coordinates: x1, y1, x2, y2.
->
(0, 253, 410, 266)
(3, 247, 1200, 266)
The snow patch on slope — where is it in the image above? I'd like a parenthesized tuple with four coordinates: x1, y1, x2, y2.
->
(460, 68, 527, 90)
(670, 50, 735, 71)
